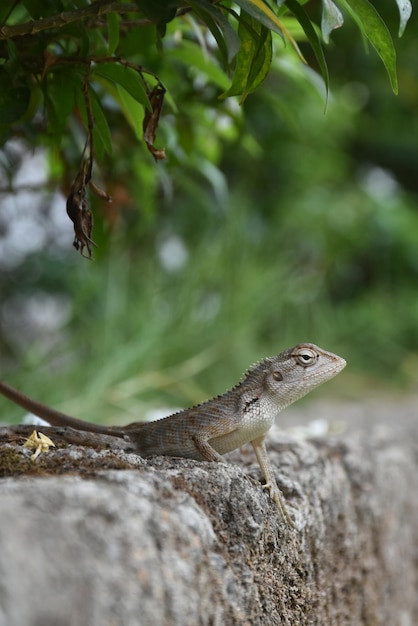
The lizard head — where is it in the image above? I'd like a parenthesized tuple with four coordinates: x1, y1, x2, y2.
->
(243, 343, 346, 411)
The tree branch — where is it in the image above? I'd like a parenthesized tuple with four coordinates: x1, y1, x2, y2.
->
(0, 1, 144, 40)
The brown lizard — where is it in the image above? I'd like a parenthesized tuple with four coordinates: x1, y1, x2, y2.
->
(0, 343, 346, 525)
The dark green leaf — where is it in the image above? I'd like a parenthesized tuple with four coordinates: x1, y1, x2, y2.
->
(93, 63, 151, 111)
(0, 2, 16, 24)
(221, 11, 272, 102)
(246, 28, 272, 93)
(135, 0, 178, 24)
(74, 83, 112, 160)
(337, 0, 397, 93)
(169, 41, 230, 90)
(0, 86, 30, 124)
(107, 12, 120, 54)
(116, 23, 157, 58)
(190, 5, 229, 64)
(22, 0, 59, 19)
(286, 0, 329, 96)
(59, 22, 91, 57)
(188, 0, 240, 63)
(47, 69, 80, 130)
(89, 87, 113, 157)
(233, 0, 284, 39)
(116, 86, 144, 139)
(0, 67, 31, 124)
(6, 40, 18, 64)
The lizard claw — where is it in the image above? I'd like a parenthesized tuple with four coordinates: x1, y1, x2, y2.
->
(263, 482, 295, 528)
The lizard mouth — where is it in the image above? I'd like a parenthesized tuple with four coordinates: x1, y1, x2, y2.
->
(303, 357, 346, 383)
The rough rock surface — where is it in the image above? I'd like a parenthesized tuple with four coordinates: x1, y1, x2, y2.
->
(0, 398, 417, 626)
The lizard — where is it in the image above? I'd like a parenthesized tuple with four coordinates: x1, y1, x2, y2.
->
(0, 343, 346, 525)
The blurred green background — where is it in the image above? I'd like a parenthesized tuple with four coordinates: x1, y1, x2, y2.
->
(1, 4, 417, 424)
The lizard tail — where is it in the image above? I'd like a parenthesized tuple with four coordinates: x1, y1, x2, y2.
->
(0, 381, 126, 437)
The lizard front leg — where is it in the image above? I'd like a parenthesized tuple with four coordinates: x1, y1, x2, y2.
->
(192, 435, 225, 462)
(251, 436, 295, 527)
(194, 433, 295, 527)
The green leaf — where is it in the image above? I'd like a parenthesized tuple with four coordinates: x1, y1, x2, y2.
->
(116, 85, 144, 140)
(135, 0, 178, 24)
(6, 40, 19, 65)
(0, 85, 30, 124)
(59, 22, 91, 58)
(0, 67, 31, 125)
(321, 0, 344, 44)
(74, 84, 112, 160)
(169, 40, 230, 91)
(47, 70, 80, 130)
(22, 0, 56, 19)
(286, 0, 329, 96)
(337, 0, 397, 93)
(233, 0, 284, 39)
(221, 11, 272, 102)
(190, 4, 228, 64)
(0, 2, 16, 23)
(396, 0, 412, 37)
(92, 63, 151, 111)
(107, 12, 120, 54)
(188, 0, 240, 63)
(89, 87, 113, 157)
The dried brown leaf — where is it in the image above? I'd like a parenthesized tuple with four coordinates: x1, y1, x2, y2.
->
(143, 83, 166, 161)
(66, 159, 97, 259)
(90, 180, 113, 202)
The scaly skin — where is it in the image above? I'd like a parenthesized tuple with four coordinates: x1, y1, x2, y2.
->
(0, 343, 346, 525)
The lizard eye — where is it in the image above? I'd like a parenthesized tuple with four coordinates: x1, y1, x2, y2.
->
(272, 371, 283, 381)
(295, 348, 317, 367)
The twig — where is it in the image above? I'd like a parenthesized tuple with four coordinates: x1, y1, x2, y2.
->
(82, 71, 94, 176)
(0, 183, 57, 194)
(0, 2, 142, 40)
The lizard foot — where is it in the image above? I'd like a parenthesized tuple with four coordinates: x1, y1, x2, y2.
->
(263, 482, 295, 528)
